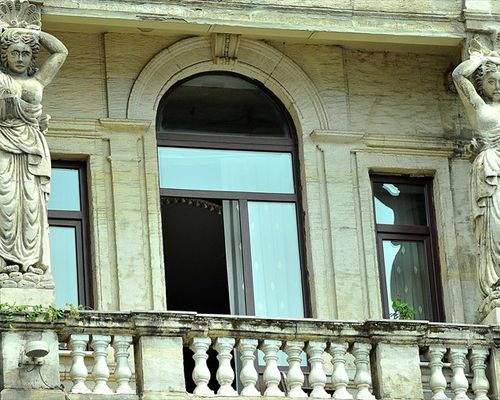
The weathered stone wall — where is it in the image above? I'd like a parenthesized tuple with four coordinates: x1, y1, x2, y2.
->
(42, 30, 479, 323)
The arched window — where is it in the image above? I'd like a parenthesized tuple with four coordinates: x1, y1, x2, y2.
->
(157, 72, 308, 318)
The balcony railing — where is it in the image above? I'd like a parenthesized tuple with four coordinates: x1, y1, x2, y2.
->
(1, 311, 498, 399)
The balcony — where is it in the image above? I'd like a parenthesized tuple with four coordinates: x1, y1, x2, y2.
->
(1, 311, 498, 399)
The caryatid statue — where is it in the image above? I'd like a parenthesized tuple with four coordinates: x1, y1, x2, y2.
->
(0, 0, 67, 289)
(452, 31, 500, 316)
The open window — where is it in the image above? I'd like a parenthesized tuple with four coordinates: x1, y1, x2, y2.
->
(48, 161, 92, 308)
(157, 72, 309, 318)
(371, 175, 443, 321)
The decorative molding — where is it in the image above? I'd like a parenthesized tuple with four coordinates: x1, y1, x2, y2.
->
(98, 118, 152, 134)
(161, 197, 222, 215)
(0, 0, 41, 30)
(127, 36, 329, 132)
(310, 130, 365, 143)
(310, 130, 464, 157)
(47, 118, 98, 136)
(211, 33, 240, 65)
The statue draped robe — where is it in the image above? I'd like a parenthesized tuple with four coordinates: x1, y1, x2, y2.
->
(0, 73, 50, 271)
(471, 126, 500, 297)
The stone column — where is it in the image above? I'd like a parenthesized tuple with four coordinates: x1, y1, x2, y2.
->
(375, 343, 424, 400)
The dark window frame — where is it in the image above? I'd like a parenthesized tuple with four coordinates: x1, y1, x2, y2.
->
(371, 175, 444, 322)
(157, 71, 311, 318)
(48, 161, 92, 308)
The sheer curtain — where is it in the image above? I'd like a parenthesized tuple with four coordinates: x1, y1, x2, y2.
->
(247, 201, 304, 318)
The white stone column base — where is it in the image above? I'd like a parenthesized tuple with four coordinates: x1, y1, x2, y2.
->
(0, 288, 55, 307)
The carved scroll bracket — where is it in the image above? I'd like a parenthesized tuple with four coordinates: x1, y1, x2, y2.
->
(462, 29, 500, 60)
(211, 33, 241, 65)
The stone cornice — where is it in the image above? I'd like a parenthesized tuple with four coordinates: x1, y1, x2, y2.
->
(40, 0, 464, 47)
(2, 311, 494, 347)
(310, 130, 468, 158)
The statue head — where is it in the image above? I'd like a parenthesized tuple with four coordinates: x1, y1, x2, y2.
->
(474, 60, 500, 102)
(0, 29, 39, 76)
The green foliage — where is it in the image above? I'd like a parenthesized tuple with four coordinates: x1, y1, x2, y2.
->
(0, 303, 83, 328)
(390, 297, 417, 320)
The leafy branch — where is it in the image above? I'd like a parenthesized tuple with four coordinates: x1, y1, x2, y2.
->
(0, 303, 83, 328)
(390, 297, 417, 320)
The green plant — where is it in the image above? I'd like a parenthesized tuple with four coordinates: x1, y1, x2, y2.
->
(390, 297, 417, 320)
(0, 303, 83, 328)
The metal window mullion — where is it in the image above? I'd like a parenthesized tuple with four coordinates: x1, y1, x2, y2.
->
(239, 199, 256, 316)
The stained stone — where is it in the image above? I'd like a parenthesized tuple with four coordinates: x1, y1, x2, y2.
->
(23, 273, 41, 283)
(17, 280, 36, 288)
(9, 272, 22, 282)
(0, 280, 17, 288)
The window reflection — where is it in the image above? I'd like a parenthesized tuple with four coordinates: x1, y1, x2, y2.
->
(158, 147, 294, 194)
(49, 226, 78, 307)
(48, 168, 81, 211)
(382, 240, 432, 320)
(373, 182, 427, 225)
(157, 73, 291, 137)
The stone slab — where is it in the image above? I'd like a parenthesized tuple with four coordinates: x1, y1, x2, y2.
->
(376, 343, 424, 400)
(1, 331, 61, 391)
(0, 389, 65, 400)
(135, 336, 185, 394)
(0, 288, 54, 307)
(481, 307, 500, 326)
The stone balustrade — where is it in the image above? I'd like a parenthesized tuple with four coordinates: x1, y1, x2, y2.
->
(0, 312, 498, 399)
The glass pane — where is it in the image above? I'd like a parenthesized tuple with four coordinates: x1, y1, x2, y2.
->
(248, 202, 304, 318)
(382, 240, 432, 320)
(157, 74, 291, 138)
(159, 147, 294, 194)
(48, 168, 81, 211)
(50, 226, 79, 307)
(373, 182, 427, 225)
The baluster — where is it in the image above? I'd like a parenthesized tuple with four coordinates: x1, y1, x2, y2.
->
(427, 346, 449, 400)
(238, 339, 260, 396)
(215, 337, 238, 396)
(470, 348, 490, 400)
(329, 342, 353, 400)
(352, 343, 375, 400)
(284, 341, 307, 397)
(69, 334, 91, 394)
(112, 335, 134, 394)
(306, 341, 329, 399)
(90, 335, 113, 394)
(449, 348, 469, 400)
(261, 339, 284, 397)
(190, 337, 214, 396)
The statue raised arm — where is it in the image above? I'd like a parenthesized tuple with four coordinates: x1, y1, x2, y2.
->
(453, 36, 500, 300)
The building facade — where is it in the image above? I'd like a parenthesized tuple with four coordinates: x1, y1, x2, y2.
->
(1, 1, 500, 399)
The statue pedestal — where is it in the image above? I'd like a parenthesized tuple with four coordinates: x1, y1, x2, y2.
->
(0, 288, 55, 307)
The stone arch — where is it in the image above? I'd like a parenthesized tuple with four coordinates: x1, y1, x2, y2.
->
(127, 36, 330, 135)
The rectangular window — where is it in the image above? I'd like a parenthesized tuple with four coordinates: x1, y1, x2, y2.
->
(371, 175, 443, 321)
(48, 162, 91, 308)
(159, 148, 308, 319)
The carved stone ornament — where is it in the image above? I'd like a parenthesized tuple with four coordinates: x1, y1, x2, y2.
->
(211, 33, 241, 65)
(0, 0, 40, 31)
(0, 0, 67, 289)
(452, 29, 500, 310)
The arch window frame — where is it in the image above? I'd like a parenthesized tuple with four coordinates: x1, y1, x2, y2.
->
(156, 71, 310, 317)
